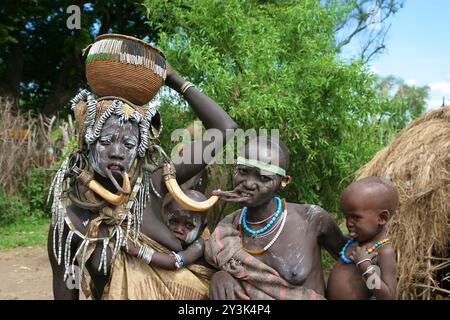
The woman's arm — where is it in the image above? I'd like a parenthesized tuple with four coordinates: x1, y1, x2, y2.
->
(48, 223, 80, 300)
(316, 207, 347, 259)
(125, 238, 205, 270)
(152, 63, 237, 196)
(178, 238, 205, 266)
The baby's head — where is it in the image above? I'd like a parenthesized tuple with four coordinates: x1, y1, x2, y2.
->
(340, 176, 399, 242)
(164, 190, 207, 246)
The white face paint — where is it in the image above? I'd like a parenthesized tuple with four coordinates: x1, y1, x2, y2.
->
(167, 211, 203, 245)
(88, 116, 139, 178)
(185, 223, 201, 244)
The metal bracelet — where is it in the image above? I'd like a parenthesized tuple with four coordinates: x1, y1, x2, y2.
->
(180, 81, 195, 95)
(177, 252, 186, 267)
(356, 258, 372, 266)
(362, 265, 376, 276)
(138, 244, 155, 265)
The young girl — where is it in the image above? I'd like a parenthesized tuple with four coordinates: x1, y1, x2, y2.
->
(326, 176, 398, 300)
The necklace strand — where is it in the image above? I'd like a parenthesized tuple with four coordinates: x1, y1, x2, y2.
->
(246, 208, 279, 225)
(239, 199, 288, 255)
(240, 210, 287, 255)
(254, 211, 285, 239)
(340, 237, 390, 264)
(242, 196, 282, 236)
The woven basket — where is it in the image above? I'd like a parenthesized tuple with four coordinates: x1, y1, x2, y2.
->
(85, 34, 166, 106)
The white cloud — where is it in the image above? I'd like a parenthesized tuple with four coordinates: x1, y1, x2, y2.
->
(369, 65, 377, 74)
(426, 98, 445, 110)
(429, 81, 450, 94)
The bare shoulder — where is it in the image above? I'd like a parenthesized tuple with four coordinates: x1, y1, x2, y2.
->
(286, 202, 331, 221)
(377, 244, 396, 264)
(286, 202, 336, 234)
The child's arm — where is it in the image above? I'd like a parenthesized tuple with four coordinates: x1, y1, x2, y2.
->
(352, 245, 397, 300)
(178, 238, 205, 265)
(125, 238, 205, 270)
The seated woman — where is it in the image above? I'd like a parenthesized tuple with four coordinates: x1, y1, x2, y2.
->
(206, 135, 346, 299)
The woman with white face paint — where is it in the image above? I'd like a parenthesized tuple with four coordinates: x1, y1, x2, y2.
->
(125, 189, 208, 270)
(48, 50, 236, 299)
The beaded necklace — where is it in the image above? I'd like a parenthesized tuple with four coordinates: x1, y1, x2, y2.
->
(241, 196, 282, 237)
(246, 208, 278, 225)
(253, 211, 285, 239)
(240, 211, 287, 255)
(340, 237, 390, 264)
(239, 199, 287, 255)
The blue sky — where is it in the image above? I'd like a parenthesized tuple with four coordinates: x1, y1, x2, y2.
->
(342, 0, 450, 110)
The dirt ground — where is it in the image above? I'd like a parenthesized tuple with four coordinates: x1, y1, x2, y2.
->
(0, 245, 53, 300)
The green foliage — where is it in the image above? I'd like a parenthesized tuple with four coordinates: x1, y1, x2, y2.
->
(157, 92, 198, 153)
(0, 187, 29, 226)
(58, 136, 78, 162)
(144, 0, 405, 214)
(21, 167, 50, 218)
(0, 215, 50, 249)
(0, 166, 50, 227)
(373, 75, 430, 130)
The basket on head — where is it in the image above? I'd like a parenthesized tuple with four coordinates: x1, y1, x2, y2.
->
(85, 34, 166, 106)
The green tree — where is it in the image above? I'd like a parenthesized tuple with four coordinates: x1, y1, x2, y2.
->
(374, 75, 429, 131)
(144, 0, 401, 214)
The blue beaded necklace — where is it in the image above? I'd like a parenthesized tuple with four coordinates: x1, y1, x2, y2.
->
(241, 196, 282, 237)
(339, 237, 356, 264)
(340, 237, 390, 264)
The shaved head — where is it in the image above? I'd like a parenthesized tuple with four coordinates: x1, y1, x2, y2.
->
(343, 176, 399, 215)
(163, 189, 208, 223)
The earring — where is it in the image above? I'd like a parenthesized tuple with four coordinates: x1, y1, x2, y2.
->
(281, 176, 291, 189)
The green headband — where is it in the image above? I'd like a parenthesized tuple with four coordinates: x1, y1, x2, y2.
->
(236, 156, 286, 177)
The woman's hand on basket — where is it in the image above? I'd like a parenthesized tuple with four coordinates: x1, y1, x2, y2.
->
(165, 61, 174, 79)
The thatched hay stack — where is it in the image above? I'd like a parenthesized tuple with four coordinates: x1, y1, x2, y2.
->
(356, 106, 450, 299)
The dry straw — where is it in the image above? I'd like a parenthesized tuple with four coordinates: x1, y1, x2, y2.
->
(356, 106, 450, 299)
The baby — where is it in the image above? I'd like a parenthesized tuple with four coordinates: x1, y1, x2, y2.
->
(326, 176, 398, 300)
(126, 189, 207, 270)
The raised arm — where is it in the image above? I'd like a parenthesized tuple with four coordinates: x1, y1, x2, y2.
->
(153, 63, 237, 195)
